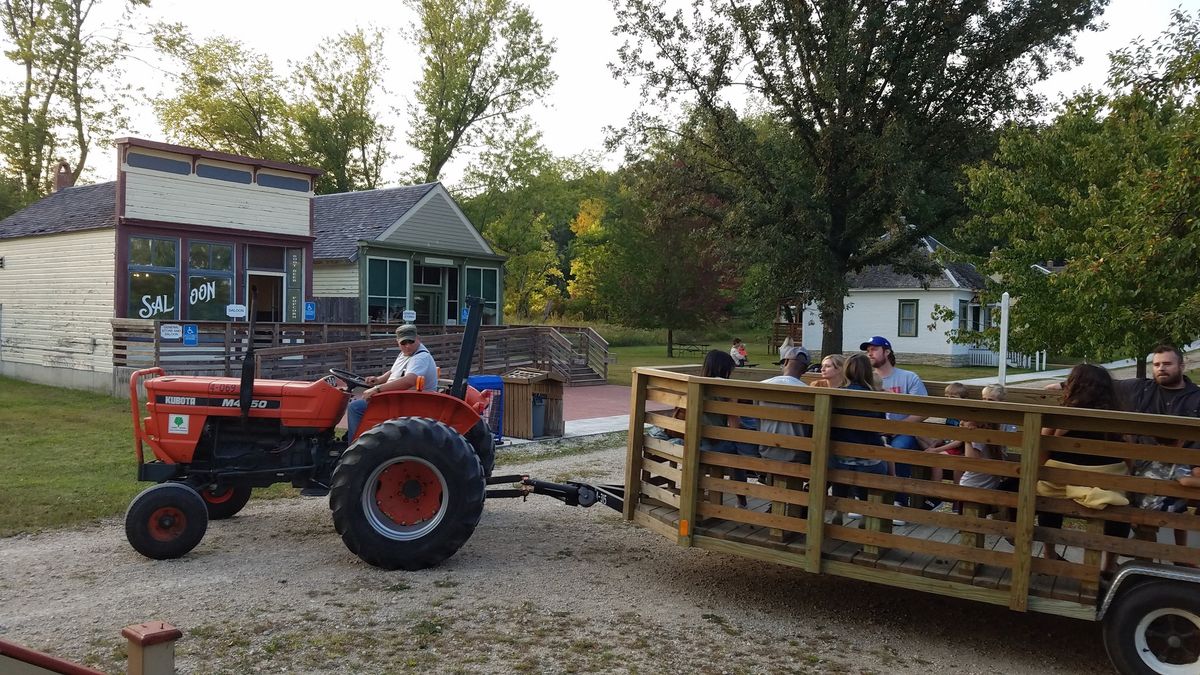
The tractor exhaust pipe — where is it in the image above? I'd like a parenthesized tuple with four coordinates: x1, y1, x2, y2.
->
(449, 296, 484, 400)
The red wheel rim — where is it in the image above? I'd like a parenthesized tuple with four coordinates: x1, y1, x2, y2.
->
(202, 488, 233, 504)
(148, 506, 187, 542)
(375, 461, 443, 526)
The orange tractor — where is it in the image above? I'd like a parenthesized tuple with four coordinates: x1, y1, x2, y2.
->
(125, 298, 621, 570)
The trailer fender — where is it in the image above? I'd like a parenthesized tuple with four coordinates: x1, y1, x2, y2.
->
(1099, 562, 1200, 621)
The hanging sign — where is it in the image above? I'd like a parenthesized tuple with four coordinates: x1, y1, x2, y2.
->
(226, 304, 247, 319)
(160, 324, 183, 340)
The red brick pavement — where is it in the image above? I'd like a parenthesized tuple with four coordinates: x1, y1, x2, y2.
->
(562, 384, 670, 421)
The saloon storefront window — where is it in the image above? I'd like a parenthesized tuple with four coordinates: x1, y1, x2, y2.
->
(188, 242, 234, 320)
(128, 237, 179, 319)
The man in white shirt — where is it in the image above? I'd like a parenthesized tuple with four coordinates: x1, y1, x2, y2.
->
(758, 345, 810, 462)
(346, 323, 439, 440)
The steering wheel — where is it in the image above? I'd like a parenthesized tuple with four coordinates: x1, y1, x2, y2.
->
(329, 368, 371, 390)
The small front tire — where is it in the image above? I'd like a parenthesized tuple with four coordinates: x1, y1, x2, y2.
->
(1103, 579, 1200, 675)
(125, 483, 209, 560)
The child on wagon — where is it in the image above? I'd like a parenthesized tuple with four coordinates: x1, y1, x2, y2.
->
(922, 382, 969, 486)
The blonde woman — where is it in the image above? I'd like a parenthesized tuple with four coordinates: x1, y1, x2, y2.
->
(816, 354, 847, 388)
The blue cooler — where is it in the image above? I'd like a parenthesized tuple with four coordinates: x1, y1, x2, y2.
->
(467, 374, 504, 442)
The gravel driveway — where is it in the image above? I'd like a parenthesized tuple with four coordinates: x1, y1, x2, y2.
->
(0, 439, 1112, 674)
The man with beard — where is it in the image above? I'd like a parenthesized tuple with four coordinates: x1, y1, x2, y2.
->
(860, 336, 935, 513)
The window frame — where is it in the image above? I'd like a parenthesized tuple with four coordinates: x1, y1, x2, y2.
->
(465, 266, 500, 325)
(897, 299, 919, 338)
(365, 256, 409, 323)
(128, 235, 181, 320)
(186, 241, 235, 321)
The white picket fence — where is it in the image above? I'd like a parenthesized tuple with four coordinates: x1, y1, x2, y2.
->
(965, 347, 1049, 371)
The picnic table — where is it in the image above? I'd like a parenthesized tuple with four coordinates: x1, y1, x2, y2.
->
(674, 342, 710, 355)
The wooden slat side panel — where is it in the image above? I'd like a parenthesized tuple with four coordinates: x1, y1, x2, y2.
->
(827, 525, 1015, 568)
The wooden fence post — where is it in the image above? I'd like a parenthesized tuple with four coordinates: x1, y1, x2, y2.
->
(1008, 411, 1042, 611)
(805, 394, 832, 573)
(678, 379, 704, 546)
(122, 621, 181, 675)
(623, 370, 648, 521)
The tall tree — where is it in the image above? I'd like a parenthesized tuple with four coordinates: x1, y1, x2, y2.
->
(483, 212, 563, 319)
(151, 23, 294, 161)
(612, 0, 1108, 357)
(961, 11, 1200, 375)
(565, 197, 607, 317)
(292, 28, 392, 194)
(599, 148, 738, 356)
(0, 0, 145, 199)
(407, 0, 556, 183)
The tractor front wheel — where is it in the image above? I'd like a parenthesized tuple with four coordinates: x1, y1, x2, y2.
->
(330, 417, 484, 570)
(125, 483, 209, 560)
(197, 485, 252, 520)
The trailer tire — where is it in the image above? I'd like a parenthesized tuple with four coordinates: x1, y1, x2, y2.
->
(1103, 579, 1200, 675)
(197, 485, 252, 520)
(125, 483, 209, 560)
(330, 417, 484, 570)
(464, 419, 495, 478)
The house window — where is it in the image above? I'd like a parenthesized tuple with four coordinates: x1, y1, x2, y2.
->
(446, 268, 459, 325)
(412, 264, 442, 286)
(128, 236, 179, 319)
(187, 242, 234, 320)
(958, 300, 969, 332)
(466, 267, 499, 325)
(196, 163, 252, 184)
(125, 152, 190, 175)
(897, 299, 918, 338)
(366, 258, 408, 322)
(257, 172, 310, 192)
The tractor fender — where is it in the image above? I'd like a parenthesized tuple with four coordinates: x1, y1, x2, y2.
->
(354, 390, 483, 442)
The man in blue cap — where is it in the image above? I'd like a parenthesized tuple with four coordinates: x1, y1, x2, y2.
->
(860, 335, 935, 510)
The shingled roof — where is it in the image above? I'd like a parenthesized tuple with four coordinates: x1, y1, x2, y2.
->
(0, 181, 115, 241)
(846, 236, 986, 290)
(313, 183, 439, 260)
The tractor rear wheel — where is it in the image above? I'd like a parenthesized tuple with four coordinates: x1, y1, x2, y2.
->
(197, 485, 252, 520)
(464, 419, 495, 478)
(330, 417, 484, 570)
(125, 483, 209, 560)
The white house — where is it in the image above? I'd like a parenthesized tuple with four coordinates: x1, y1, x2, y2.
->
(801, 236, 991, 366)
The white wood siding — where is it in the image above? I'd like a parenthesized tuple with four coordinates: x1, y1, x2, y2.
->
(380, 190, 492, 255)
(0, 229, 115, 373)
(803, 289, 974, 355)
(123, 167, 310, 237)
(313, 263, 359, 297)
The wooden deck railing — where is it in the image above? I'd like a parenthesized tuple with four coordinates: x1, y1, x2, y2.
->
(111, 320, 609, 384)
(625, 366, 1200, 621)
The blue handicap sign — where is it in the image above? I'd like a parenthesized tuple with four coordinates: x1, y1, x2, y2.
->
(304, 301, 316, 322)
(460, 307, 469, 324)
(183, 324, 199, 347)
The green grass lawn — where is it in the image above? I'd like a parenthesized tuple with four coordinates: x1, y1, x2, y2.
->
(0, 376, 295, 536)
(606, 344, 1032, 386)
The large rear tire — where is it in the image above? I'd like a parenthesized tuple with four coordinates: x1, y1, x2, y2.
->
(197, 485, 252, 520)
(125, 483, 209, 560)
(330, 417, 484, 570)
(464, 419, 496, 478)
(1104, 579, 1200, 674)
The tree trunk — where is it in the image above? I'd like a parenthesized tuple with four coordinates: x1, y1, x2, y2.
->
(1136, 351, 1147, 379)
(819, 288, 846, 359)
(667, 328, 674, 358)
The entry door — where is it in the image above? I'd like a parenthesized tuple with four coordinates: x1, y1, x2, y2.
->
(412, 292, 441, 325)
(247, 273, 284, 322)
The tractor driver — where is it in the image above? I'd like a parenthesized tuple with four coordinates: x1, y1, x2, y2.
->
(345, 323, 439, 441)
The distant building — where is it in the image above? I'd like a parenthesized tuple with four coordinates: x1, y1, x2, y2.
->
(800, 236, 989, 366)
(0, 138, 502, 393)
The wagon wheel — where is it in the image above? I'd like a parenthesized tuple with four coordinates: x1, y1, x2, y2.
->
(1104, 579, 1200, 675)
(125, 483, 209, 560)
(329, 417, 484, 570)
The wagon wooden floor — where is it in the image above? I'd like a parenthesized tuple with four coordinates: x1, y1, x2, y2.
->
(638, 496, 1098, 606)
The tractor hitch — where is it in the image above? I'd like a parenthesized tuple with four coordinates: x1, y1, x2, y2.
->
(485, 474, 624, 512)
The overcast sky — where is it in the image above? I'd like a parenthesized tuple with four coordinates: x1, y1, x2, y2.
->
(90, 0, 1200, 186)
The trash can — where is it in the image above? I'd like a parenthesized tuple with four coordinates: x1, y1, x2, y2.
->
(531, 394, 546, 438)
(467, 374, 504, 442)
